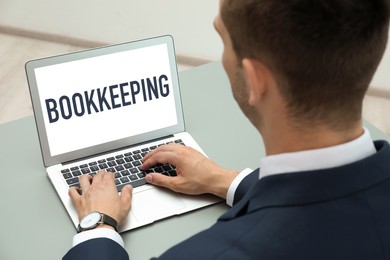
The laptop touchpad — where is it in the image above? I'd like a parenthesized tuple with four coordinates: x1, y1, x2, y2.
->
(131, 187, 186, 222)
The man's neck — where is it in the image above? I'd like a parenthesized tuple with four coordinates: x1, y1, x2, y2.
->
(260, 120, 364, 156)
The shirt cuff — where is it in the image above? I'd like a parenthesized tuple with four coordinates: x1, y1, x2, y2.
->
(226, 168, 253, 207)
(72, 228, 124, 248)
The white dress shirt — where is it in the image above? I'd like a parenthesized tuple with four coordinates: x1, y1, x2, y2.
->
(73, 128, 377, 248)
(226, 128, 376, 205)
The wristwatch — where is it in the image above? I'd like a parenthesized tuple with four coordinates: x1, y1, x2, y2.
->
(78, 211, 118, 233)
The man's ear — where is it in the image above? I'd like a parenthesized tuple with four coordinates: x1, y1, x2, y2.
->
(242, 58, 269, 106)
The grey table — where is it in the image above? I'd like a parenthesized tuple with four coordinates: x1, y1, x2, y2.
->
(0, 61, 389, 259)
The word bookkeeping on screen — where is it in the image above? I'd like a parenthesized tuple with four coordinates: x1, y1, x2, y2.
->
(45, 74, 170, 123)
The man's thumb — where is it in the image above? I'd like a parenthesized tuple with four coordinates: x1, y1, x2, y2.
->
(145, 173, 170, 187)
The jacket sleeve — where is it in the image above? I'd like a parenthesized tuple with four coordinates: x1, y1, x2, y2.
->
(63, 238, 129, 260)
(233, 168, 260, 205)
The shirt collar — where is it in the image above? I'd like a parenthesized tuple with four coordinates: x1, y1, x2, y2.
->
(259, 128, 376, 179)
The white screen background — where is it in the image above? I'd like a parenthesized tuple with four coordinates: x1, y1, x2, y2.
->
(34, 44, 177, 156)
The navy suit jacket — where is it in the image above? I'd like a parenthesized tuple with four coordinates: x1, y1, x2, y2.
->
(63, 141, 390, 260)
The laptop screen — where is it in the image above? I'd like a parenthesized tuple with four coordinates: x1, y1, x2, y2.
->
(26, 36, 184, 166)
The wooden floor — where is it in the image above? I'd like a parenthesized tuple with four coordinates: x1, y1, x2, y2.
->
(0, 32, 389, 136)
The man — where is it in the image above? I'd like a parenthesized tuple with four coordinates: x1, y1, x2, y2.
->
(64, 0, 390, 259)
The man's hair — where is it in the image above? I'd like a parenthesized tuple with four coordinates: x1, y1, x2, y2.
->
(222, 0, 390, 129)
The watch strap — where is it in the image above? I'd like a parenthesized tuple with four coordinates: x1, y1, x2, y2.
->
(100, 213, 118, 232)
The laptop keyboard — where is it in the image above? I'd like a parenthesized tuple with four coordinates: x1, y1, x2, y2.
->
(61, 139, 184, 192)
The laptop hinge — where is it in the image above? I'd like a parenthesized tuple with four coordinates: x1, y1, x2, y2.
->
(62, 134, 175, 166)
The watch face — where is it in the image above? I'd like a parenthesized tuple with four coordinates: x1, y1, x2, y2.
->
(80, 211, 101, 229)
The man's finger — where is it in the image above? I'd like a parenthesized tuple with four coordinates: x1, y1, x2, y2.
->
(145, 173, 174, 189)
(101, 171, 116, 186)
(142, 149, 179, 170)
(79, 174, 93, 191)
(92, 170, 105, 183)
(142, 149, 165, 169)
(120, 185, 133, 210)
(68, 187, 81, 204)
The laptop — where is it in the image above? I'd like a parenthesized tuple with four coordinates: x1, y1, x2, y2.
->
(25, 35, 221, 232)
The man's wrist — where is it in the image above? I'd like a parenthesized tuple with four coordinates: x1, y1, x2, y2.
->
(211, 169, 239, 199)
(72, 228, 124, 248)
(78, 224, 115, 233)
(226, 168, 253, 206)
(95, 224, 116, 231)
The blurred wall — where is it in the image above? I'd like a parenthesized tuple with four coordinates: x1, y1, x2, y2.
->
(0, 0, 222, 60)
(0, 0, 388, 90)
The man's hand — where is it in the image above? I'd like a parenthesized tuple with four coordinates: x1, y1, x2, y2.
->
(68, 171, 133, 226)
(142, 144, 238, 199)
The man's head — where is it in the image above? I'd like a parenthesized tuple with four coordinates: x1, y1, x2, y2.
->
(216, 0, 389, 131)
